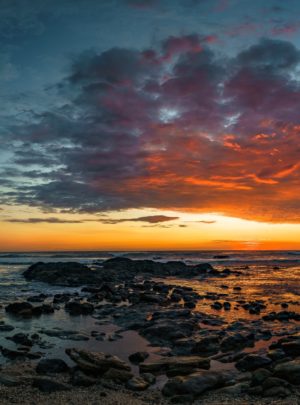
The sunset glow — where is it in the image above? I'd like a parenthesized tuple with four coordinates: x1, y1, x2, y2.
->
(1, 0, 300, 251)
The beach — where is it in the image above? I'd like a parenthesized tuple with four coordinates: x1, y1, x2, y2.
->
(0, 252, 298, 404)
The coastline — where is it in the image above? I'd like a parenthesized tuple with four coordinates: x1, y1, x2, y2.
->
(0, 255, 298, 403)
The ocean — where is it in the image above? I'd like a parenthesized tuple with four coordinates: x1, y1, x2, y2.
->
(0, 250, 298, 369)
(0, 250, 299, 304)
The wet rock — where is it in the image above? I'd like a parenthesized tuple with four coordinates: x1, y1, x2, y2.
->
(36, 358, 69, 374)
(27, 295, 46, 303)
(5, 302, 33, 317)
(274, 360, 300, 385)
(139, 356, 210, 374)
(267, 348, 286, 361)
(170, 394, 194, 403)
(0, 374, 23, 387)
(71, 370, 98, 387)
(192, 335, 220, 356)
(262, 377, 292, 398)
(236, 354, 272, 371)
(23, 262, 100, 286)
(140, 373, 156, 385)
(251, 368, 272, 386)
(65, 301, 94, 315)
(220, 332, 254, 352)
(7, 333, 33, 346)
(211, 302, 222, 310)
(32, 377, 70, 392)
(128, 351, 149, 364)
(141, 318, 198, 345)
(66, 348, 131, 375)
(263, 311, 300, 322)
(0, 322, 14, 332)
(0, 347, 41, 360)
(40, 329, 89, 341)
(102, 368, 133, 382)
(126, 376, 149, 391)
(162, 370, 229, 398)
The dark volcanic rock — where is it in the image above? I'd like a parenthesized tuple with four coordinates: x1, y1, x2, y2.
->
(23, 262, 99, 286)
(36, 358, 69, 374)
(7, 333, 33, 346)
(235, 354, 272, 371)
(162, 370, 230, 398)
(65, 348, 131, 375)
(32, 377, 70, 392)
(5, 302, 33, 317)
(65, 301, 94, 315)
(274, 360, 300, 385)
(128, 351, 149, 364)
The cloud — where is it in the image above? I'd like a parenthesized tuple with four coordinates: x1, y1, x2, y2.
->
(3, 37, 300, 223)
(6, 217, 84, 224)
(100, 215, 179, 224)
(197, 220, 216, 224)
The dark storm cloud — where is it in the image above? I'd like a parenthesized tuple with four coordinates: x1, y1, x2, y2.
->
(4, 36, 300, 222)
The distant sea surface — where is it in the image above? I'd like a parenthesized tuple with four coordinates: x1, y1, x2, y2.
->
(0, 250, 299, 303)
(0, 250, 299, 367)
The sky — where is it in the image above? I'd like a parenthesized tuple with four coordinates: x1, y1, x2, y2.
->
(1, 0, 300, 251)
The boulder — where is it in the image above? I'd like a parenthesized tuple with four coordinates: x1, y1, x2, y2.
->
(65, 301, 94, 315)
(162, 370, 229, 397)
(65, 348, 131, 376)
(127, 376, 149, 391)
(128, 351, 149, 364)
(23, 262, 99, 286)
(235, 354, 272, 371)
(32, 378, 70, 392)
(139, 356, 210, 374)
(36, 358, 69, 374)
(274, 360, 300, 385)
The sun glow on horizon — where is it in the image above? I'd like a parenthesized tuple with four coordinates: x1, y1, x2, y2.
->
(1, 205, 300, 251)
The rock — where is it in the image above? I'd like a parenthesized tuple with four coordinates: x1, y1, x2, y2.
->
(102, 368, 133, 382)
(192, 335, 220, 356)
(162, 370, 229, 397)
(251, 368, 272, 386)
(0, 374, 23, 386)
(140, 356, 210, 374)
(263, 386, 291, 398)
(36, 358, 69, 374)
(262, 377, 292, 398)
(0, 347, 41, 360)
(71, 370, 98, 387)
(274, 360, 300, 385)
(23, 262, 100, 286)
(66, 348, 131, 375)
(235, 354, 272, 371)
(5, 302, 33, 317)
(267, 349, 286, 361)
(32, 378, 70, 392)
(140, 373, 156, 385)
(126, 376, 149, 391)
(170, 394, 194, 403)
(40, 329, 89, 341)
(7, 333, 33, 346)
(211, 302, 222, 310)
(141, 318, 198, 345)
(128, 351, 149, 364)
(0, 322, 14, 332)
(65, 301, 94, 315)
(220, 333, 254, 352)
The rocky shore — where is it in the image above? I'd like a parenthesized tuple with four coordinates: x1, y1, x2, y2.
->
(0, 258, 298, 404)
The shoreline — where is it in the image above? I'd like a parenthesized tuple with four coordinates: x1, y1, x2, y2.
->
(0, 257, 298, 403)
